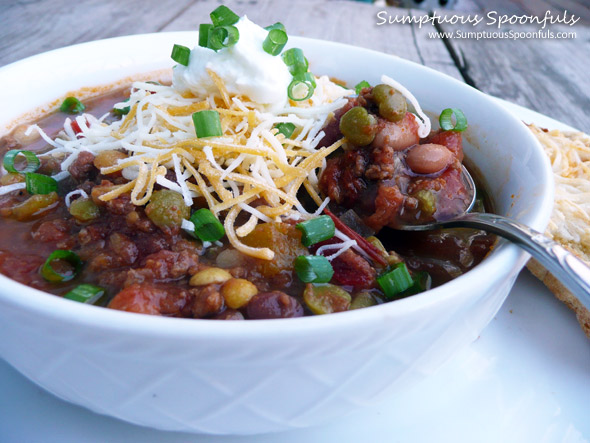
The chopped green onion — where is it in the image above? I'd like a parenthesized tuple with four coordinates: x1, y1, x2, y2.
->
(355, 80, 371, 95)
(192, 110, 223, 138)
(171, 44, 191, 66)
(296, 215, 335, 247)
(377, 263, 414, 299)
(60, 97, 85, 114)
(25, 172, 58, 195)
(210, 5, 240, 27)
(64, 284, 105, 304)
(208, 25, 240, 51)
(264, 22, 286, 32)
(263, 29, 288, 56)
(113, 98, 130, 116)
(190, 208, 225, 242)
(287, 73, 316, 101)
(295, 255, 334, 284)
(281, 48, 309, 75)
(439, 108, 468, 132)
(275, 122, 296, 139)
(402, 271, 432, 296)
(199, 23, 213, 47)
(41, 250, 82, 283)
(3, 150, 40, 173)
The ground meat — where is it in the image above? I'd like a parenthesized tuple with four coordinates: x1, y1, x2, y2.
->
(190, 285, 224, 318)
(143, 249, 200, 281)
(108, 233, 138, 265)
(330, 248, 376, 289)
(68, 151, 96, 182)
(31, 219, 70, 243)
(0, 251, 44, 286)
(363, 184, 404, 232)
(105, 193, 134, 215)
(108, 284, 186, 316)
(320, 150, 368, 207)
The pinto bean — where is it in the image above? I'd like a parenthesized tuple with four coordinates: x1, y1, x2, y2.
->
(406, 143, 453, 175)
(372, 112, 420, 151)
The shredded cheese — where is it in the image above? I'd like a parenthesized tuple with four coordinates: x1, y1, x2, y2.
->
(530, 124, 590, 258)
(18, 65, 431, 261)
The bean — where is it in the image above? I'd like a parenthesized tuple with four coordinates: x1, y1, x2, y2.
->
(221, 278, 258, 309)
(406, 143, 453, 174)
(93, 150, 127, 170)
(372, 113, 420, 152)
(2, 192, 59, 221)
(0, 173, 25, 186)
(145, 190, 189, 230)
(372, 84, 407, 122)
(69, 197, 100, 222)
(246, 291, 304, 319)
(350, 291, 378, 310)
(303, 283, 351, 314)
(190, 267, 232, 286)
(215, 249, 244, 268)
(339, 106, 377, 146)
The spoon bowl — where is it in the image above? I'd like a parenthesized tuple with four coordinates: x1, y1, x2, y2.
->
(398, 167, 590, 309)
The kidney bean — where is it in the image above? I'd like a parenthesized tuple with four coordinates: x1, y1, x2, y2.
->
(406, 143, 453, 175)
(246, 291, 304, 319)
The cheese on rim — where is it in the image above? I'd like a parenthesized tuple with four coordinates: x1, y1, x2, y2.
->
(529, 124, 590, 257)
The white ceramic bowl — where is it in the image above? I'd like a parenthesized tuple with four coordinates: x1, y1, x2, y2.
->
(0, 34, 553, 435)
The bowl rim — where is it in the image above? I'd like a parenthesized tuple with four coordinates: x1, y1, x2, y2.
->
(0, 33, 554, 340)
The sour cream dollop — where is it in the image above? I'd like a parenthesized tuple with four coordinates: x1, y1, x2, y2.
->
(172, 16, 292, 111)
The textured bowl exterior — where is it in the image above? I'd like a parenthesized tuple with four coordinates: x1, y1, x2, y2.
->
(0, 34, 553, 434)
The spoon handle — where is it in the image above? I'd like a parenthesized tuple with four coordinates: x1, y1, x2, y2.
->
(445, 212, 590, 310)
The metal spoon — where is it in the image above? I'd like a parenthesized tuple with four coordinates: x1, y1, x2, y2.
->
(397, 166, 590, 310)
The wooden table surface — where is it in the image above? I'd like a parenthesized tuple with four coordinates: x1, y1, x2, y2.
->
(0, 0, 589, 131)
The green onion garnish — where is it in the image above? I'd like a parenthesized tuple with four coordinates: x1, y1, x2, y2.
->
(287, 73, 316, 101)
(282, 48, 309, 75)
(263, 29, 288, 56)
(25, 172, 58, 195)
(171, 44, 191, 66)
(377, 263, 414, 299)
(296, 215, 335, 247)
(295, 255, 334, 284)
(3, 150, 40, 173)
(199, 23, 213, 48)
(265, 22, 286, 32)
(439, 108, 468, 132)
(208, 25, 240, 51)
(64, 284, 105, 304)
(41, 250, 82, 283)
(190, 208, 225, 242)
(210, 5, 240, 27)
(60, 97, 85, 114)
(403, 271, 432, 296)
(192, 110, 223, 138)
(113, 98, 130, 116)
(275, 122, 296, 139)
(355, 80, 371, 95)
